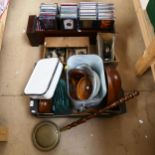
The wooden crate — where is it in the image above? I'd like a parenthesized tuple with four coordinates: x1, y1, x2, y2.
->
(28, 36, 126, 118)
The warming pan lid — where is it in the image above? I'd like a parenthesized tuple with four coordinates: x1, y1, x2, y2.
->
(32, 121, 60, 151)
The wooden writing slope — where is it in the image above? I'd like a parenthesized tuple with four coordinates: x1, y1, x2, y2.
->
(42, 37, 90, 57)
(133, 0, 155, 81)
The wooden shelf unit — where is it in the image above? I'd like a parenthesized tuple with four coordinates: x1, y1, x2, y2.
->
(133, 0, 155, 81)
(26, 15, 115, 46)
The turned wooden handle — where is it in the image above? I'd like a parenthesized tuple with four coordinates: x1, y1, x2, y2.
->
(60, 90, 139, 131)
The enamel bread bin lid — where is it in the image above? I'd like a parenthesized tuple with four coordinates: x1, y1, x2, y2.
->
(24, 58, 63, 99)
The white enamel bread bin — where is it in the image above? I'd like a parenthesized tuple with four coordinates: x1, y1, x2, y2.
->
(24, 58, 63, 99)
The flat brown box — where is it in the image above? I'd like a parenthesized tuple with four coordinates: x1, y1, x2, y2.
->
(0, 127, 8, 142)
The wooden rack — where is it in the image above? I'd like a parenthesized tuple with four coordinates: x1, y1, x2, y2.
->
(133, 0, 155, 81)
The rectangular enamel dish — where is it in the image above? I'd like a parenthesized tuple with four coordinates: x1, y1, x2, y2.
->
(24, 58, 63, 99)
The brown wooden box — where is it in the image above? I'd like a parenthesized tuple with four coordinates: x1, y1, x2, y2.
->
(0, 127, 8, 142)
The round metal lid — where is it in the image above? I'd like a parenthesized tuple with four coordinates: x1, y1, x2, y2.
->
(32, 121, 60, 151)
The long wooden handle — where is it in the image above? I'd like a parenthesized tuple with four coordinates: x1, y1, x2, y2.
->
(60, 90, 139, 132)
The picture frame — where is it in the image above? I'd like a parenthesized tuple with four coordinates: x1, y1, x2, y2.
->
(74, 48, 88, 55)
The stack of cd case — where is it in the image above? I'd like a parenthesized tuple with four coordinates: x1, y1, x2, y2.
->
(38, 3, 58, 30)
(97, 3, 115, 30)
(59, 3, 78, 30)
(35, 2, 115, 31)
(79, 2, 115, 30)
(79, 2, 97, 29)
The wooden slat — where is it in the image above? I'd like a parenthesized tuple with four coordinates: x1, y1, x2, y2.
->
(151, 62, 155, 81)
(44, 37, 90, 48)
(136, 8, 154, 47)
(0, 127, 8, 141)
(0, 6, 8, 50)
(133, 0, 155, 81)
(135, 38, 155, 75)
(133, 0, 141, 12)
(133, 0, 154, 47)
